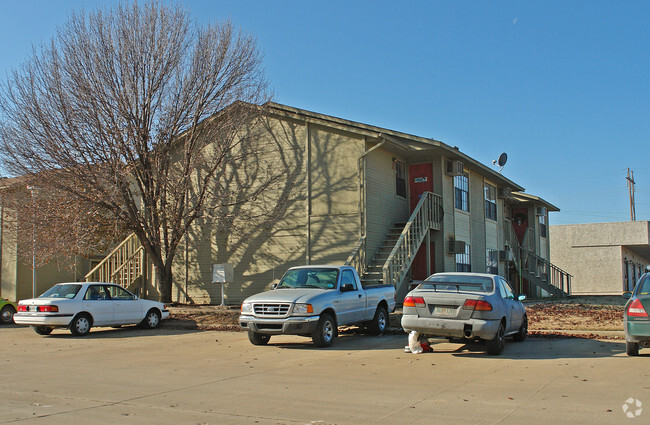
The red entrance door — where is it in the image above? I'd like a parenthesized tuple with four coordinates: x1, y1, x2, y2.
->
(409, 163, 434, 212)
(408, 163, 435, 279)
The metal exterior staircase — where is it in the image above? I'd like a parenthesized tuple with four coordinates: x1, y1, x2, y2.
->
(346, 191, 442, 291)
(504, 221, 571, 297)
(512, 246, 571, 297)
(85, 233, 147, 293)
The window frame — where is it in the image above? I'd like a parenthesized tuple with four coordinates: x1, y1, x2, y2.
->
(395, 160, 406, 198)
(486, 248, 499, 274)
(455, 243, 471, 272)
(484, 182, 497, 221)
(454, 172, 469, 212)
(539, 211, 547, 238)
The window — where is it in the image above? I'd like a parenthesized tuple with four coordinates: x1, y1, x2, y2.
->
(107, 285, 135, 300)
(454, 172, 469, 211)
(484, 183, 497, 221)
(340, 269, 358, 291)
(498, 278, 515, 299)
(486, 249, 498, 274)
(395, 161, 406, 198)
(455, 244, 471, 272)
(539, 211, 547, 238)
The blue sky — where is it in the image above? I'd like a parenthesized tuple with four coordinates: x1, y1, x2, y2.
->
(1, 1, 649, 225)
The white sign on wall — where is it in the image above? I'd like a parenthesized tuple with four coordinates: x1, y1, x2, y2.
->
(212, 263, 234, 283)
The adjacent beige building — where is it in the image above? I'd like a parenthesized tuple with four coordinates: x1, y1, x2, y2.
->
(550, 221, 650, 294)
(3, 103, 569, 303)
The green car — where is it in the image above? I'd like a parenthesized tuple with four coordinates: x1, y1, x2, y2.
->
(0, 298, 17, 325)
(623, 273, 650, 356)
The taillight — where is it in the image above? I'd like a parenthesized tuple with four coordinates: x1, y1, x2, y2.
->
(38, 305, 59, 313)
(627, 299, 648, 318)
(403, 296, 426, 308)
(17, 304, 28, 312)
(462, 299, 493, 311)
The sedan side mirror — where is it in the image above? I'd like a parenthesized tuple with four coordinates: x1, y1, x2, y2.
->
(518, 294, 526, 302)
(271, 283, 278, 290)
(622, 291, 632, 299)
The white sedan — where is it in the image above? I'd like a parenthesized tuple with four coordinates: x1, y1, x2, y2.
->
(14, 282, 170, 336)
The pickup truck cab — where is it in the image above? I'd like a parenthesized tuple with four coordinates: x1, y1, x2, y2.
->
(239, 265, 396, 347)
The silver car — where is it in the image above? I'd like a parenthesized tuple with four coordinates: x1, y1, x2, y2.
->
(401, 272, 527, 355)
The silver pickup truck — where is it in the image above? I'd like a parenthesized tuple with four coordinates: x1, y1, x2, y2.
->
(239, 265, 396, 347)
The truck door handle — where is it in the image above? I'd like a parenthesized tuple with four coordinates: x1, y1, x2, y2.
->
(358, 294, 362, 298)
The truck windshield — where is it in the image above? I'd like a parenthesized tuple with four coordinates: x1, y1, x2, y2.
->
(420, 275, 494, 293)
(276, 268, 339, 290)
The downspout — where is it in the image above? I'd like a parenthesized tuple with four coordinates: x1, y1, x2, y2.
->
(306, 121, 311, 264)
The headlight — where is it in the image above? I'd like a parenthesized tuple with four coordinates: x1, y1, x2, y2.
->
(293, 303, 313, 314)
(241, 303, 252, 313)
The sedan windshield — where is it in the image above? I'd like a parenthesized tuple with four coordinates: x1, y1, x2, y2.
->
(277, 268, 339, 290)
(39, 284, 82, 299)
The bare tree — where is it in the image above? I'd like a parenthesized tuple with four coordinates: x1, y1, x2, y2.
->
(0, 2, 272, 302)
(1, 178, 127, 269)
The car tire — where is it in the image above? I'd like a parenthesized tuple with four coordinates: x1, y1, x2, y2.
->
(486, 322, 505, 355)
(1, 305, 16, 325)
(312, 313, 336, 347)
(513, 315, 527, 342)
(32, 325, 54, 335)
(626, 341, 639, 356)
(367, 305, 388, 335)
(70, 313, 92, 336)
(141, 309, 161, 329)
(248, 331, 271, 345)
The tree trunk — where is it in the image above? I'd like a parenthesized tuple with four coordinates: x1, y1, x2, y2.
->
(155, 263, 174, 303)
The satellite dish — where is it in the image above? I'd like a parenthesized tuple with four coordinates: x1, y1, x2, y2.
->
(491, 152, 508, 172)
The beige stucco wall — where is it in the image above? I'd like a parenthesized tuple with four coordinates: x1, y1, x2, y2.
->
(550, 221, 650, 295)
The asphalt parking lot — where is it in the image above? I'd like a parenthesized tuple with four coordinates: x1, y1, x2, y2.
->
(0, 324, 647, 425)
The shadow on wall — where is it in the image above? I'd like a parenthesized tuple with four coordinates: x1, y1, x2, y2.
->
(175, 117, 363, 304)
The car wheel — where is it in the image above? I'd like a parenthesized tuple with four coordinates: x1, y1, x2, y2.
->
(32, 325, 53, 335)
(368, 305, 388, 335)
(513, 315, 527, 342)
(486, 322, 505, 355)
(312, 313, 337, 347)
(1, 305, 16, 325)
(142, 309, 161, 329)
(248, 331, 271, 345)
(70, 313, 92, 336)
(626, 341, 639, 356)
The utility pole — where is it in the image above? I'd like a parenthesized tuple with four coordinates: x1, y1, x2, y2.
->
(627, 168, 636, 221)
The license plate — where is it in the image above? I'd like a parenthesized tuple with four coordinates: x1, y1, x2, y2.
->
(29, 305, 37, 312)
(434, 306, 456, 316)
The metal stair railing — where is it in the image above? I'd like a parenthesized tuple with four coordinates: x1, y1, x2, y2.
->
(85, 233, 145, 289)
(517, 246, 572, 296)
(344, 236, 367, 278)
(382, 191, 442, 288)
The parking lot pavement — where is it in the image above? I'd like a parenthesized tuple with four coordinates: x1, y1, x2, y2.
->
(0, 325, 647, 425)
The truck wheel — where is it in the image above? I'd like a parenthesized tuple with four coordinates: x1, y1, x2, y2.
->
(486, 322, 505, 355)
(248, 331, 271, 345)
(513, 315, 527, 342)
(312, 313, 336, 347)
(368, 306, 388, 335)
(626, 341, 639, 356)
